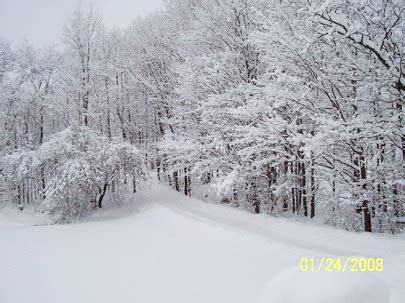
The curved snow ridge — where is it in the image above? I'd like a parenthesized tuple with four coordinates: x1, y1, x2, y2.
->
(145, 184, 405, 258)
(85, 192, 155, 223)
(257, 267, 390, 303)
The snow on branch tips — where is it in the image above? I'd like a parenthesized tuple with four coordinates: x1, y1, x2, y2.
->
(1, 126, 146, 223)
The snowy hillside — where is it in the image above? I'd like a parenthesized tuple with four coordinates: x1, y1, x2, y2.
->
(1, 185, 404, 303)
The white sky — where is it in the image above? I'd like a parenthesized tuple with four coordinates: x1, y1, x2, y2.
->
(0, 0, 165, 48)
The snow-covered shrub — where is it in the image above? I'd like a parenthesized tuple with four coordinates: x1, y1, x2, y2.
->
(1, 126, 146, 223)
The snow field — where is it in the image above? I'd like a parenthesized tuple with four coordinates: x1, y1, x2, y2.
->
(258, 267, 389, 303)
(1, 185, 404, 303)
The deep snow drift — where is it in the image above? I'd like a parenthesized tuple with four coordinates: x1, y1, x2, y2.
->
(1, 185, 404, 303)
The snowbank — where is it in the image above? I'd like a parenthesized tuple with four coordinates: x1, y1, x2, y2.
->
(0, 205, 49, 227)
(257, 266, 390, 303)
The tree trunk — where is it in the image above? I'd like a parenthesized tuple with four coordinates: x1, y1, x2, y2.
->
(301, 161, 308, 217)
(360, 155, 372, 232)
(310, 160, 315, 218)
(184, 167, 189, 196)
(132, 176, 137, 193)
(97, 183, 108, 208)
(173, 171, 180, 192)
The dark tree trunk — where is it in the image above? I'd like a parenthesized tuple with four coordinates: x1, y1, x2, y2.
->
(39, 109, 46, 200)
(41, 166, 46, 200)
(363, 200, 372, 232)
(290, 162, 296, 213)
(186, 170, 191, 197)
(360, 155, 372, 232)
(301, 161, 308, 217)
(184, 167, 189, 196)
(98, 183, 108, 208)
(283, 161, 288, 211)
(294, 161, 300, 214)
(17, 184, 23, 210)
(233, 184, 238, 203)
(310, 161, 315, 218)
(132, 177, 136, 193)
(248, 181, 260, 214)
(83, 91, 89, 127)
(173, 171, 180, 192)
(156, 157, 161, 181)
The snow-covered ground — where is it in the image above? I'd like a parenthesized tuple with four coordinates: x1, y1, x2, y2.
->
(1, 184, 404, 303)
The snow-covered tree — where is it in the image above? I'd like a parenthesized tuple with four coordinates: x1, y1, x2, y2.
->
(1, 126, 146, 222)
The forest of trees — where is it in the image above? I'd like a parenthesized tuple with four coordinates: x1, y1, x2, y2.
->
(0, 0, 404, 232)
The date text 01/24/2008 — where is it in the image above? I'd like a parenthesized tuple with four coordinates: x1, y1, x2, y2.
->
(299, 257, 384, 272)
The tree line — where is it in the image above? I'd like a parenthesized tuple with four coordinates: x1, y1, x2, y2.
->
(0, 0, 403, 231)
